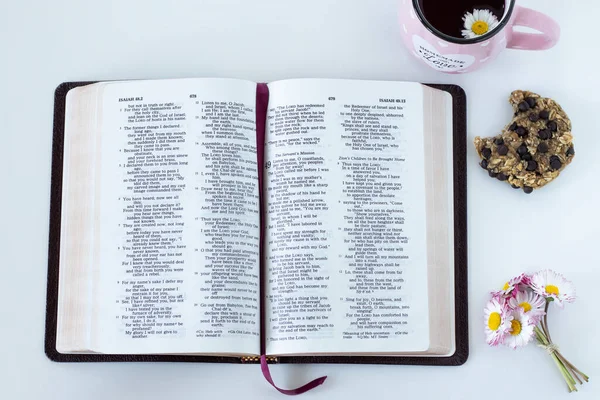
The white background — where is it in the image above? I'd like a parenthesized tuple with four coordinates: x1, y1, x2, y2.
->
(1, 0, 599, 399)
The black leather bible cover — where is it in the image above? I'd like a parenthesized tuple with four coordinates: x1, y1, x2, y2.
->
(45, 81, 467, 366)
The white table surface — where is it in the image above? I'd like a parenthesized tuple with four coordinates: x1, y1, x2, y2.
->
(1, 0, 599, 398)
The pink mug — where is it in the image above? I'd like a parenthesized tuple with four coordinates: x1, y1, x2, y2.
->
(399, 0, 560, 73)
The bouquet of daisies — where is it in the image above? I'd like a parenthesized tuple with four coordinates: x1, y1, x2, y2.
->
(485, 270, 588, 392)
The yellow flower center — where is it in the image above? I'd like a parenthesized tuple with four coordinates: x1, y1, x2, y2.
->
(519, 302, 532, 313)
(488, 312, 501, 331)
(546, 285, 560, 295)
(502, 282, 510, 291)
(510, 319, 522, 336)
(471, 21, 489, 35)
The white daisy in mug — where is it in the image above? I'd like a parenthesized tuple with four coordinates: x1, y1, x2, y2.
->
(461, 9, 500, 39)
(484, 298, 511, 346)
(504, 307, 535, 349)
(508, 290, 546, 322)
(530, 269, 576, 307)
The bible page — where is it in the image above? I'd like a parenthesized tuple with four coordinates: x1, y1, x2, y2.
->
(264, 79, 429, 355)
(88, 78, 260, 355)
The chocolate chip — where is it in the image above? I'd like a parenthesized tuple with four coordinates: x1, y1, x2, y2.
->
(494, 138, 504, 145)
(547, 120, 558, 132)
(518, 101, 530, 112)
(529, 113, 540, 122)
(539, 110, 550, 120)
(488, 170, 498, 178)
(538, 129, 551, 140)
(521, 153, 532, 161)
(517, 144, 529, 156)
(481, 148, 492, 159)
(511, 184, 520, 189)
(516, 126, 527, 137)
(509, 122, 518, 131)
(497, 145, 508, 156)
(566, 146, 575, 157)
(550, 155, 562, 170)
(525, 97, 536, 108)
(480, 159, 489, 169)
(523, 186, 534, 194)
(526, 160, 538, 172)
(537, 142, 549, 153)
(497, 173, 508, 181)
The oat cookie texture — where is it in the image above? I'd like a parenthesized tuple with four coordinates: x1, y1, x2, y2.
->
(474, 90, 575, 194)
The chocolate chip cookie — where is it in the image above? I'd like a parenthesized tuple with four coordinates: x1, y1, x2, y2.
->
(474, 90, 575, 194)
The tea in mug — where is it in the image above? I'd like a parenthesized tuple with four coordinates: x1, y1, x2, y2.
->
(417, 0, 505, 39)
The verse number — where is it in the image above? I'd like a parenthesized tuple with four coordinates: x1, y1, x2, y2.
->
(265, 161, 272, 169)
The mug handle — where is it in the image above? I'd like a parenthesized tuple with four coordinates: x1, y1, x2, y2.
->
(507, 5, 560, 50)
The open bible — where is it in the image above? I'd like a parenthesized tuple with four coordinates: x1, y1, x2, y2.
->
(46, 78, 467, 366)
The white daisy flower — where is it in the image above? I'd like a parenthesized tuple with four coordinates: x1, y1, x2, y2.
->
(504, 307, 535, 349)
(530, 269, 576, 308)
(508, 290, 546, 322)
(492, 273, 527, 298)
(484, 298, 511, 346)
(462, 9, 500, 39)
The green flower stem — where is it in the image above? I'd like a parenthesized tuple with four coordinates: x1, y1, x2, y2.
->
(557, 352, 589, 383)
(534, 327, 577, 392)
(543, 302, 553, 343)
(553, 354, 577, 392)
(540, 301, 589, 386)
(534, 326, 549, 345)
(569, 362, 589, 382)
(557, 352, 583, 385)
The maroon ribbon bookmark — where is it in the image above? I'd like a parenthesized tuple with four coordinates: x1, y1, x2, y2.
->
(256, 84, 326, 395)
(260, 356, 327, 395)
